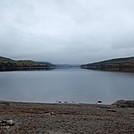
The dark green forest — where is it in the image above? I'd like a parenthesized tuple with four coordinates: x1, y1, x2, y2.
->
(0, 56, 55, 71)
(81, 57, 134, 72)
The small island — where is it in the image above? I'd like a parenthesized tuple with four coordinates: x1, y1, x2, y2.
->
(0, 56, 55, 71)
(81, 56, 134, 72)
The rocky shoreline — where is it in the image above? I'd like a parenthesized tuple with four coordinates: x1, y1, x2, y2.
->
(0, 100, 134, 134)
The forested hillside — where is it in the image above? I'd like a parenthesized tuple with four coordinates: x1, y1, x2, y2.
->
(0, 56, 55, 71)
(81, 57, 134, 72)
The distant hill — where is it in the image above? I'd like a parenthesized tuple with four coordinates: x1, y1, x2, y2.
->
(55, 64, 80, 69)
(38, 61, 55, 67)
(81, 57, 134, 72)
(0, 56, 55, 71)
(0, 56, 13, 61)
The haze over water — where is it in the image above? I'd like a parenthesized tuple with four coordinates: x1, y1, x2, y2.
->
(0, 68, 134, 104)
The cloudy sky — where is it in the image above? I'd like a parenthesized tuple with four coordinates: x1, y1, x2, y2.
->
(0, 0, 134, 64)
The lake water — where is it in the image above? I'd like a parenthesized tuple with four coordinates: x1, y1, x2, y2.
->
(0, 68, 134, 104)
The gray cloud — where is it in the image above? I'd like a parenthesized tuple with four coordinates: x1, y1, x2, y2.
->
(0, 0, 134, 64)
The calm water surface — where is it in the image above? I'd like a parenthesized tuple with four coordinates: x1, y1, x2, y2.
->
(0, 69, 134, 104)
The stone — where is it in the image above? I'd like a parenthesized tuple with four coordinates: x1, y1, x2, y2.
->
(97, 101, 102, 104)
(112, 100, 134, 108)
(0, 119, 15, 127)
(6, 119, 15, 126)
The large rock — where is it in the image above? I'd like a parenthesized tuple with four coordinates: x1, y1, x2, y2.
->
(112, 100, 134, 108)
(0, 119, 15, 127)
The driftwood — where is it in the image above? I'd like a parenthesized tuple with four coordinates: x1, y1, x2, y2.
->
(107, 109, 116, 112)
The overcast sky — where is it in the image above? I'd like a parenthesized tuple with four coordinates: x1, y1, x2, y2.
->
(0, 0, 134, 64)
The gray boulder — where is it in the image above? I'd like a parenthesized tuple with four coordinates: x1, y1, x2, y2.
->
(112, 100, 134, 108)
(0, 119, 15, 127)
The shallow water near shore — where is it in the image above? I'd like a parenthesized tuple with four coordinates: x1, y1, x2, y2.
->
(0, 68, 134, 104)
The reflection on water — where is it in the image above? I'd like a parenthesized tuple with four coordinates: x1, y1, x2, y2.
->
(0, 69, 134, 104)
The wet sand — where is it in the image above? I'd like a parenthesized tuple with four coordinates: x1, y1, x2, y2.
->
(0, 101, 134, 134)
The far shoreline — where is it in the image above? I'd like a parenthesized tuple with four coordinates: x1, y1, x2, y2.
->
(0, 99, 134, 107)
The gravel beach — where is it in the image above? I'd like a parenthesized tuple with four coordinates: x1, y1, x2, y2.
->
(0, 101, 134, 134)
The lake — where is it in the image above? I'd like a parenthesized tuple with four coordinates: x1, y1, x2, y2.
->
(0, 68, 134, 104)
